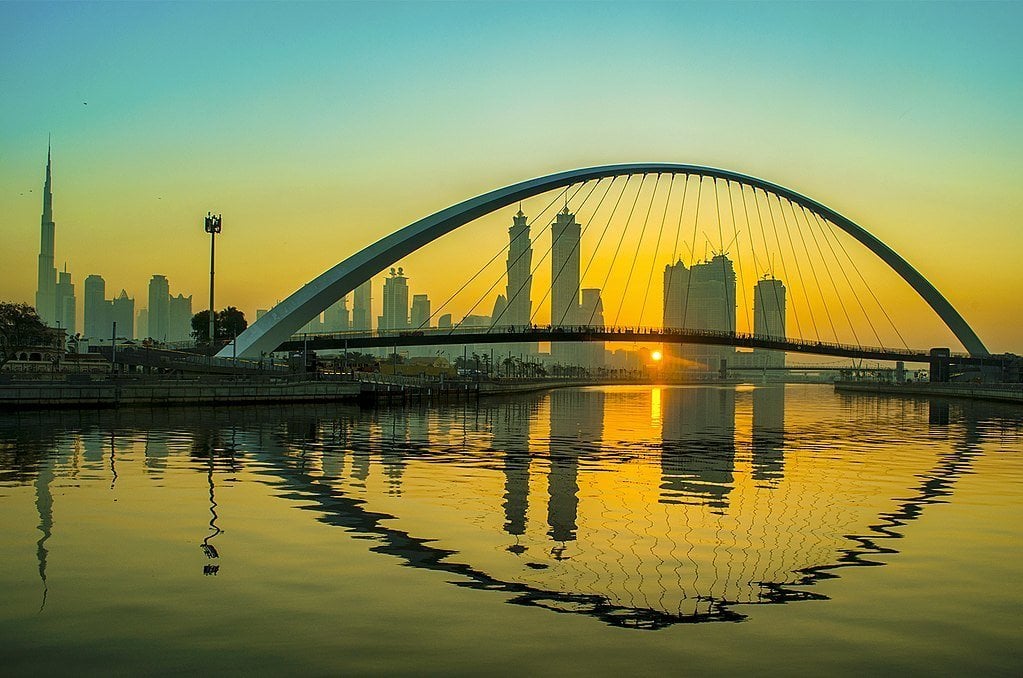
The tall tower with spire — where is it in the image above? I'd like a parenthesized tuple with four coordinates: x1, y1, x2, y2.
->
(35, 143, 58, 326)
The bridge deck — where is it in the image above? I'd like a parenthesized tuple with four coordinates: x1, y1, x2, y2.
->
(276, 325, 954, 363)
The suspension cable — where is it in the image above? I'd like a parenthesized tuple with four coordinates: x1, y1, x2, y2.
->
(464, 179, 605, 330)
(720, 179, 749, 335)
(806, 206, 887, 347)
(730, 181, 759, 334)
(613, 173, 662, 326)
(773, 193, 820, 342)
(494, 177, 620, 330)
(662, 174, 690, 326)
(638, 174, 676, 328)
(807, 207, 883, 347)
(796, 203, 860, 346)
(680, 176, 704, 329)
(578, 177, 634, 326)
(815, 210, 908, 349)
(425, 181, 588, 331)
(752, 187, 802, 339)
(785, 198, 836, 342)
(576, 174, 648, 327)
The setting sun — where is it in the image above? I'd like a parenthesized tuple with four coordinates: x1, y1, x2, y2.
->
(651, 350, 662, 362)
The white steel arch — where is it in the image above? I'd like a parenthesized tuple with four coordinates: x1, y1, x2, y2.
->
(221, 164, 988, 359)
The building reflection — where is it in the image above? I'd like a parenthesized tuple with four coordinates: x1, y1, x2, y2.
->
(752, 385, 785, 484)
(1, 390, 1021, 630)
(491, 399, 534, 539)
(660, 386, 736, 510)
(547, 389, 604, 543)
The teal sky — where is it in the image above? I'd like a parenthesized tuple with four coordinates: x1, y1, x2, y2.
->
(2, 1, 1021, 351)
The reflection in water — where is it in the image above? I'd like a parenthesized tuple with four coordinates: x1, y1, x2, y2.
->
(1, 386, 1021, 631)
(34, 462, 53, 611)
(752, 386, 785, 484)
(661, 386, 735, 510)
(547, 389, 604, 544)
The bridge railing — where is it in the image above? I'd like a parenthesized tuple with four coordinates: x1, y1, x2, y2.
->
(284, 324, 956, 361)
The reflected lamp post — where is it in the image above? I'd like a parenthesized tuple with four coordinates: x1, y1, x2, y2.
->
(204, 212, 222, 354)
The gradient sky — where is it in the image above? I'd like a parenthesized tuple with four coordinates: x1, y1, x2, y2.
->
(2, 1, 1021, 352)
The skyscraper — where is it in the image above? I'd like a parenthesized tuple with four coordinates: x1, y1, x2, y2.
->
(504, 209, 533, 327)
(352, 280, 372, 331)
(35, 144, 58, 326)
(168, 293, 193, 342)
(55, 267, 76, 335)
(580, 288, 605, 369)
(410, 294, 431, 329)
(111, 290, 134, 340)
(323, 297, 350, 332)
(500, 209, 537, 357)
(83, 275, 109, 339)
(381, 268, 409, 331)
(551, 206, 582, 365)
(551, 206, 581, 327)
(147, 275, 170, 341)
(753, 276, 786, 367)
(663, 254, 736, 372)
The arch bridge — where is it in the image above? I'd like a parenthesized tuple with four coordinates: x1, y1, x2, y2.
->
(221, 163, 989, 362)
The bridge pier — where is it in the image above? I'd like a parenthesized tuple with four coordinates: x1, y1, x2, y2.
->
(929, 348, 951, 383)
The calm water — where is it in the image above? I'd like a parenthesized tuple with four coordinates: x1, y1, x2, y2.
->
(1, 384, 1021, 676)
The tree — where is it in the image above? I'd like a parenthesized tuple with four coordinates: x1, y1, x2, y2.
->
(191, 307, 249, 343)
(0, 302, 52, 368)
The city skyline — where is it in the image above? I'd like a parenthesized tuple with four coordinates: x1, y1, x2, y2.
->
(3, 3, 1021, 353)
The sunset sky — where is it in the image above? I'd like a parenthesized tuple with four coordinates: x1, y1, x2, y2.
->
(2, 2, 1020, 353)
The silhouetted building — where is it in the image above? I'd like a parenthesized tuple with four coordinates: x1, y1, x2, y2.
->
(505, 209, 533, 327)
(168, 293, 193, 342)
(381, 268, 409, 331)
(35, 145, 58, 327)
(438, 313, 452, 329)
(111, 290, 134, 339)
(663, 254, 736, 372)
(323, 297, 350, 332)
(55, 267, 76, 335)
(753, 276, 786, 368)
(352, 280, 372, 331)
(410, 294, 430, 329)
(580, 288, 605, 369)
(147, 275, 170, 341)
(551, 206, 582, 366)
(83, 274, 109, 339)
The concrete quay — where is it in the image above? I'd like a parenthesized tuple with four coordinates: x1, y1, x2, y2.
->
(834, 381, 1023, 404)
(0, 377, 361, 410)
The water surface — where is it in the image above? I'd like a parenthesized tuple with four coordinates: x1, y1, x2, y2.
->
(1, 385, 1021, 675)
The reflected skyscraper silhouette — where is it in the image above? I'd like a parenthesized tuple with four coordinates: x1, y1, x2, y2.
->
(752, 385, 786, 484)
(547, 388, 604, 543)
(660, 387, 736, 510)
(491, 399, 535, 538)
(34, 458, 54, 610)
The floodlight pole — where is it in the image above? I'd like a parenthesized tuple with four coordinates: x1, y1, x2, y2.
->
(204, 212, 222, 355)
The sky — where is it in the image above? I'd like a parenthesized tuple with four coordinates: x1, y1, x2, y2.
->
(1, 1, 1021, 353)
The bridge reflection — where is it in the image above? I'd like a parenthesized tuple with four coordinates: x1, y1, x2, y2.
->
(1, 387, 1020, 629)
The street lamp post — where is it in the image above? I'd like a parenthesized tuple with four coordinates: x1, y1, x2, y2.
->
(204, 212, 222, 354)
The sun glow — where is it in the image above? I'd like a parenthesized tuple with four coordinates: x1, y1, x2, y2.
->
(651, 350, 662, 362)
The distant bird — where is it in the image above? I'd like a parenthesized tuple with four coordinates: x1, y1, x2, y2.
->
(83, 101, 88, 106)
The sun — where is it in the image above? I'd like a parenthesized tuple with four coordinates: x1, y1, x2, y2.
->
(651, 350, 662, 362)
